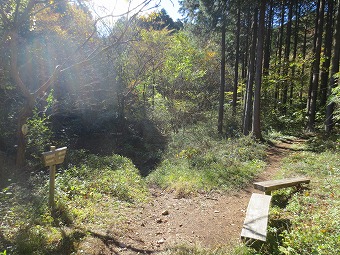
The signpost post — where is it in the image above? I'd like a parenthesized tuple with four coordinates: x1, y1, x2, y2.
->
(42, 146, 67, 212)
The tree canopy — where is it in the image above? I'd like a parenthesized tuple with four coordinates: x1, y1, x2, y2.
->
(0, 0, 339, 167)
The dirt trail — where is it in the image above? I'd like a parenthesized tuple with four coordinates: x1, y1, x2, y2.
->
(80, 140, 302, 255)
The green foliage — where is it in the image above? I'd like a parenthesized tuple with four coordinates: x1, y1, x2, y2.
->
(264, 148, 340, 255)
(57, 153, 149, 204)
(143, 30, 219, 134)
(26, 91, 54, 162)
(160, 243, 257, 255)
(305, 134, 340, 152)
(329, 82, 340, 122)
(0, 153, 148, 254)
(147, 122, 266, 196)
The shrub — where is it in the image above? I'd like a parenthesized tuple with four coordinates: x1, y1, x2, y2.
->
(147, 125, 266, 196)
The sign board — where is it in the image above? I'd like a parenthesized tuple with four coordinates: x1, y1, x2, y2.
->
(42, 146, 67, 212)
(42, 147, 67, 167)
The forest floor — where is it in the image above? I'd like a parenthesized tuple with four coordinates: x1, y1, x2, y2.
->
(78, 139, 304, 255)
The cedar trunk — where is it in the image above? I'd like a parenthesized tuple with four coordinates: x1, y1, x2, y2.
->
(307, 0, 325, 131)
(218, 24, 226, 134)
(320, 0, 334, 106)
(232, 8, 241, 116)
(326, 0, 340, 133)
(252, 0, 266, 140)
(243, 8, 258, 136)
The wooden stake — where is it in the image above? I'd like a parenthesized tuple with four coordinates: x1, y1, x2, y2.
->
(49, 146, 56, 211)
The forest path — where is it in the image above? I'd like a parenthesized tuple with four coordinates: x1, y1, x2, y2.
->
(81, 139, 304, 255)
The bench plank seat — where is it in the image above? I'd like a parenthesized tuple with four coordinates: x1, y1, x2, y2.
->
(254, 177, 310, 194)
(241, 193, 272, 242)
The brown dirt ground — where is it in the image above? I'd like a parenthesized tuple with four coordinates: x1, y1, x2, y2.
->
(78, 140, 303, 255)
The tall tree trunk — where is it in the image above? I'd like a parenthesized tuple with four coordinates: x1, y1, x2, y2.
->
(232, 8, 241, 116)
(290, 1, 300, 105)
(16, 105, 33, 166)
(243, 8, 258, 136)
(242, 11, 252, 81)
(263, 0, 274, 76)
(300, 21, 308, 102)
(275, 0, 285, 108)
(218, 24, 226, 134)
(326, 0, 340, 133)
(320, 0, 334, 106)
(307, 0, 321, 114)
(282, 0, 294, 115)
(307, 0, 325, 131)
(9, 30, 35, 167)
(252, 0, 266, 140)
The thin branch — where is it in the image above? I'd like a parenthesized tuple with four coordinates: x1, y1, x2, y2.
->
(17, 0, 36, 25)
(60, 11, 139, 73)
(0, 6, 10, 26)
(34, 65, 62, 98)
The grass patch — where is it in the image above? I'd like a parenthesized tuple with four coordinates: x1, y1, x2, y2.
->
(0, 153, 149, 254)
(277, 150, 340, 255)
(147, 125, 267, 196)
(160, 243, 257, 255)
(256, 146, 340, 255)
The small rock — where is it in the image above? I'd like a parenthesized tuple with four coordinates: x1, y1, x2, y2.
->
(214, 210, 220, 213)
(157, 238, 165, 244)
(156, 218, 163, 223)
(162, 210, 169, 216)
(179, 224, 183, 227)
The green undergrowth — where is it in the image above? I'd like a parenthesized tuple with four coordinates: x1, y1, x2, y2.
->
(251, 138, 340, 255)
(0, 153, 148, 254)
(276, 150, 340, 255)
(147, 125, 267, 196)
(160, 243, 257, 255)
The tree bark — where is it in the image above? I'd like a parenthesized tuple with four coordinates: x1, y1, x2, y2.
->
(326, 0, 340, 133)
(243, 8, 258, 136)
(242, 11, 252, 81)
(252, 0, 266, 140)
(320, 0, 334, 106)
(218, 24, 226, 134)
(282, 0, 294, 115)
(290, 1, 300, 105)
(275, 0, 285, 108)
(232, 8, 241, 116)
(307, 0, 322, 115)
(263, 0, 273, 76)
(307, 0, 325, 131)
(300, 20, 308, 102)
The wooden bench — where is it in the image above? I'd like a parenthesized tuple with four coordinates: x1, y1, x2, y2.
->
(254, 177, 310, 195)
(241, 193, 272, 242)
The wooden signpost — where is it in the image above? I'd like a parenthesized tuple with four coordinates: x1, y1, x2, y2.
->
(42, 146, 67, 211)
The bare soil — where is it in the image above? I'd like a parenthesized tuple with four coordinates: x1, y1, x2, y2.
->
(78, 140, 302, 255)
